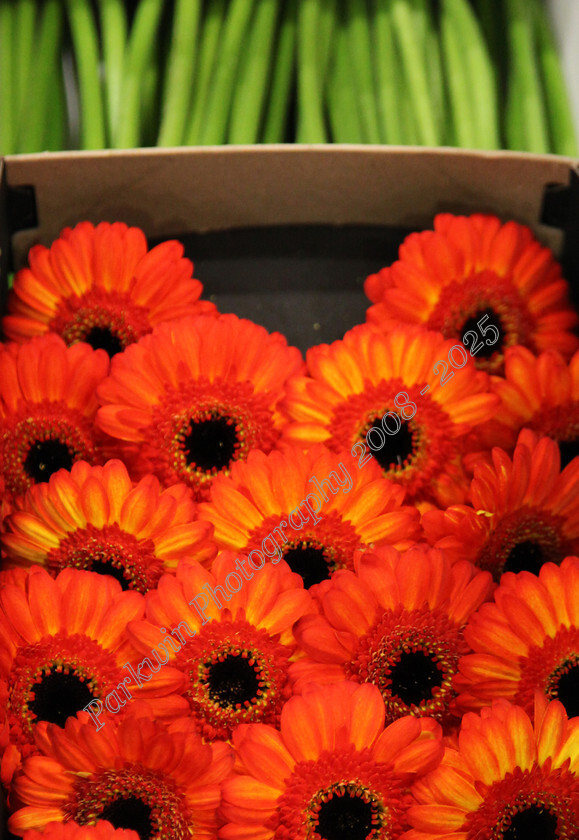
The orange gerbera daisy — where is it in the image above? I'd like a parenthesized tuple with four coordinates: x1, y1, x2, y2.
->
(220, 681, 443, 839)
(8, 708, 233, 838)
(124, 553, 314, 741)
(282, 324, 499, 506)
(405, 695, 579, 839)
(0, 334, 109, 500)
(198, 445, 420, 590)
(23, 822, 139, 839)
(96, 314, 304, 500)
(423, 429, 579, 581)
(1, 459, 216, 593)
(0, 567, 168, 787)
(2, 221, 216, 354)
(364, 213, 579, 374)
(455, 557, 579, 720)
(483, 346, 579, 466)
(291, 546, 493, 730)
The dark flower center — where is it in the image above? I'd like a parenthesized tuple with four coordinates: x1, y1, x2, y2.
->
(558, 438, 579, 470)
(84, 325, 124, 357)
(503, 541, 545, 576)
(24, 439, 74, 483)
(316, 793, 374, 840)
(28, 670, 95, 727)
(183, 415, 238, 471)
(554, 663, 579, 719)
(503, 804, 558, 840)
(283, 545, 331, 589)
(368, 421, 414, 471)
(460, 307, 503, 359)
(90, 559, 131, 590)
(388, 650, 443, 706)
(206, 654, 261, 707)
(100, 796, 153, 840)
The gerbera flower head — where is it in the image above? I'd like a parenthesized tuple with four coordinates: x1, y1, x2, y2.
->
(0, 567, 168, 785)
(23, 822, 139, 840)
(8, 707, 233, 838)
(1, 459, 216, 593)
(484, 345, 579, 466)
(220, 680, 443, 839)
(291, 546, 493, 731)
(423, 428, 579, 581)
(125, 552, 315, 741)
(0, 334, 109, 500)
(455, 556, 579, 720)
(198, 444, 421, 591)
(364, 213, 579, 374)
(3, 221, 216, 354)
(96, 314, 304, 500)
(282, 323, 499, 506)
(405, 694, 579, 839)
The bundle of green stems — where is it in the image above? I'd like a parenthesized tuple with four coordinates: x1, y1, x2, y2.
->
(0, 0, 576, 155)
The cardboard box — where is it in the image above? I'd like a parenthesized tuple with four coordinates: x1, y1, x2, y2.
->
(1, 146, 578, 351)
(0, 145, 579, 838)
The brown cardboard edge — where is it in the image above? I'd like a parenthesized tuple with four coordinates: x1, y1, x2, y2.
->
(1, 144, 577, 270)
(0, 159, 9, 316)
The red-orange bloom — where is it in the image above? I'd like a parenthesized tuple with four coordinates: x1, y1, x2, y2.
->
(365, 213, 579, 374)
(405, 695, 579, 839)
(3, 221, 216, 354)
(220, 681, 443, 839)
(0, 568, 155, 787)
(282, 323, 499, 506)
(1, 459, 216, 593)
(198, 444, 421, 590)
(455, 557, 579, 720)
(291, 546, 493, 731)
(423, 429, 579, 581)
(8, 708, 233, 838)
(126, 553, 315, 741)
(483, 345, 579, 466)
(0, 334, 109, 500)
(23, 822, 139, 840)
(96, 314, 304, 500)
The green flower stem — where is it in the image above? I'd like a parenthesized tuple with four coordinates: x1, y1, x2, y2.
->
(114, 0, 164, 149)
(503, 0, 549, 153)
(420, 0, 449, 144)
(139, 46, 161, 147)
(45, 82, 67, 152)
(65, 0, 106, 149)
(389, 0, 440, 145)
(229, 0, 279, 144)
(440, 4, 474, 146)
(345, 0, 381, 144)
(402, 85, 420, 144)
(0, 1, 15, 154)
(157, 0, 202, 147)
(262, 0, 298, 144)
(317, 0, 337, 90)
(198, 0, 256, 145)
(472, 0, 507, 93)
(98, 0, 128, 146)
(185, 0, 227, 146)
(44, 42, 67, 151)
(327, 16, 364, 143)
(19, 0, 64, 152)
(531, 0, 577, 156)
(439, 0, 479, 148)
(14, 0, 36, 148)
(444, 0, 500, 149)
(296, 0, 327, 143)
(373, 0, 405, 144)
